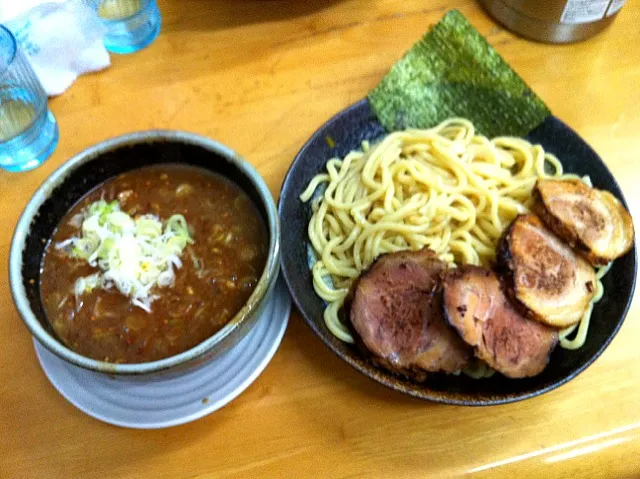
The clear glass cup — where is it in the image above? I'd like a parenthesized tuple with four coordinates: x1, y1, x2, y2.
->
(0, 26, 59, 173)
(93, 0, 162, 54)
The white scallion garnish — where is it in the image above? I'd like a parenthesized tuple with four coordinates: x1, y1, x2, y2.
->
(58, 199, 194, 312)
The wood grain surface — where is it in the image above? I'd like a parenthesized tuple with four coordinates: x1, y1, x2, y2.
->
(1, 1, 639, 478)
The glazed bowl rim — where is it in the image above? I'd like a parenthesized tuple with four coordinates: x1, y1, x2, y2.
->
(9, 130, 281, 375)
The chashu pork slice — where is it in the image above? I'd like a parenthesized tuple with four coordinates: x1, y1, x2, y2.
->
(533, 178, 634, 266)
(497, 214, 596, 328)
(443, 266, 558, 378)
(350, 248, 472, 378)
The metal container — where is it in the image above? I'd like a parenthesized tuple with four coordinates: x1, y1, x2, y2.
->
(479, 0, 626, 43)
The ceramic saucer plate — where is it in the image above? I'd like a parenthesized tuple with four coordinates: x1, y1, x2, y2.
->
(35, 278, 291, 429)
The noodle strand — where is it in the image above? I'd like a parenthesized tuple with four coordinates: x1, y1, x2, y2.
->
(300, 118, 608, 366)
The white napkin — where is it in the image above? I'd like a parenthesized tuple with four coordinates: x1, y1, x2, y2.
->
(0, 0, 110, 96)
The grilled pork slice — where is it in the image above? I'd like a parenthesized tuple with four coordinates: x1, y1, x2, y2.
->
(443, 266, 558, 378)
(533, 179, 634, 266)
(350, 249, 471, 378)
(497, 214, 596, 328)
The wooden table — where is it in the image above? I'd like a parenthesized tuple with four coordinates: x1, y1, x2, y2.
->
(2, 1, 639, 477)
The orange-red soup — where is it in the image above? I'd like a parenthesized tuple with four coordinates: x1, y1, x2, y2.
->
(40, 165, 268, 363)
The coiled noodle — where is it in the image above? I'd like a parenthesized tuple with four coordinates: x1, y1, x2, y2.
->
(300, 118, 607, 357)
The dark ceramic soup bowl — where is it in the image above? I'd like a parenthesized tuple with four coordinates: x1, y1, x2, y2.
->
(10, 131, 280, 376)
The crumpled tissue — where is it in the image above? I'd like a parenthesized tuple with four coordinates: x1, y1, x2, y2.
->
(0, 0, 110, 96)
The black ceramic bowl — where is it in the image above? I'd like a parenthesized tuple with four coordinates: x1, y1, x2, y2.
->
(279, 99, 637, 405)
(10, 131, 281, 376)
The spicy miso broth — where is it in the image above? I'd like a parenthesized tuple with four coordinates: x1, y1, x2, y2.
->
(40, 165, 268, 363)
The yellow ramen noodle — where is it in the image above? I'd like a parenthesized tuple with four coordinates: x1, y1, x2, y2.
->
(300, 118, 607, 356)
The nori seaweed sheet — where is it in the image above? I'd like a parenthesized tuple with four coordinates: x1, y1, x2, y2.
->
(368, 10, 550, 137)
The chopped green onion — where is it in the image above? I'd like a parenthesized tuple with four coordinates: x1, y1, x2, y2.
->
(74, 273, 102, 297)
(61, 199, 195, 312)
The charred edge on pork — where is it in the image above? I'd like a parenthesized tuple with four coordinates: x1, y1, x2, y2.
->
(532, 179, 634, 266)
(496, 214, 596, 329)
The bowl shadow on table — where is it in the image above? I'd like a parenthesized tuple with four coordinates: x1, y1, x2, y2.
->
(284, 311, 536, 474)
(285, 309, 434, 408)
(163, 0, 344, 32)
